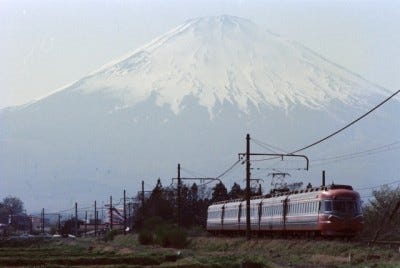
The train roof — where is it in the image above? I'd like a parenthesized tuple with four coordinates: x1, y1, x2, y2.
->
(210, 184, 355, 205)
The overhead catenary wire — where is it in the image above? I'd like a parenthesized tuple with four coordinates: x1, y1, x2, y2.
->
(181, 167, 207, 178)
(215, 159, 241, 180)
(251, 138, 288, 154)
(248, 90, 400, 172)
(309, 141, 400, 167)
(289, 89, 400, 154)
(312, 141, 400, 162)
(355, 179, 400, 191)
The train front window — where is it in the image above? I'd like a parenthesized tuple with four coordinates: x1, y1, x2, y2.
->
(322, 200, 360, 215)
(332, 200, 358, 214)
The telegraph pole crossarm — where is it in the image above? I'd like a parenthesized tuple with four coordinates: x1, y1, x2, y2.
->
(171, 177, 222, 184)
(238, 153, 309, 170)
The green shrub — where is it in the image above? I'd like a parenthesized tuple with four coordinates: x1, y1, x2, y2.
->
(103, 229, 119, 242)
(138, 221, 188, 248)
(138, 230, 154, 245)
(156, 226, 188, 249)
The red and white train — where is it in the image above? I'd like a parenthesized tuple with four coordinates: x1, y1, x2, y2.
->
(207, 184, 363, 236)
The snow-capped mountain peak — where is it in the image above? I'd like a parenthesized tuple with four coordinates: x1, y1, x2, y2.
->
(67, 15, 385, 115)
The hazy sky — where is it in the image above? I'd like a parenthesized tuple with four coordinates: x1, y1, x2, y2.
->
(1, 0, 399, 109)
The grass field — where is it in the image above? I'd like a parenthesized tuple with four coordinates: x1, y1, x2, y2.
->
(0, 235, 399, 267)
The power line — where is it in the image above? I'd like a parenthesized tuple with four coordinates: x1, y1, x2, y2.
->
(355, 179, 400, 191)
(251, 166, 303, 171)
(251, 138, 288, 154)
(215, 159, 241, 180)
(290, 89, 400, 154)
(181, 167, 207, 178)
(312, 141, 400, 161)
(312, 141, 400, 163)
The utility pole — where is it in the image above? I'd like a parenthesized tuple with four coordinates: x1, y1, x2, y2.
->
(128, 202, 131, 230)
(141, 180, 145, 226)
(41, 208, 45, 234)
(141, 181, 145, 207)
(94, 200, 97, 237)
(58, 214, 61, 234)
(123, 189, 127, 235)
(238, 134, 309, 241)
(75, 202, 78, 236)
(84, 211, 87, 236)
(96, 211, 99, 235)
(29, 215, 33, 234)
(109, 196, 113, 230)
(245, 134, 251, 241)
(177, 163, 181, 229)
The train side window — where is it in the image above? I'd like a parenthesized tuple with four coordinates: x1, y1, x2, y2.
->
(324, 200, 332, 212)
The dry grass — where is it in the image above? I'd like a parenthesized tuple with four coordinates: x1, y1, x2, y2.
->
(1, 235, 399, 267)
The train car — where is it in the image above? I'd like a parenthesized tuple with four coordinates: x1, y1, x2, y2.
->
(206, 184, 363, 237)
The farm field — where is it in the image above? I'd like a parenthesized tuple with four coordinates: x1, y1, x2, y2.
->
(0, 235, 399, 267)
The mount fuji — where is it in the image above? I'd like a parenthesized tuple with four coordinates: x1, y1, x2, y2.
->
(1, 15, 399, 211)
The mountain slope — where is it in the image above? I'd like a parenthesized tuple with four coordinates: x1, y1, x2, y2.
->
(43, 15, 387, 115)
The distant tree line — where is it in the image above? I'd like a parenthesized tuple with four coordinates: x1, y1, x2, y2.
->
(361, 185, 400, 241)
(133, 179, 261, 229)
(0, 196, 28, 234)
